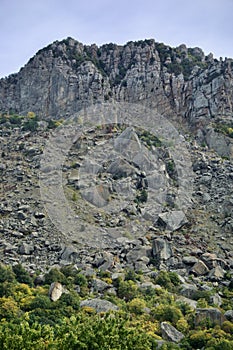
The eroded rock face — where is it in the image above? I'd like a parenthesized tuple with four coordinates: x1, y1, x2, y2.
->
(0, 37, 232, 158)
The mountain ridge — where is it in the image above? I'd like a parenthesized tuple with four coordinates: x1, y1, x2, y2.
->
(0, 36, 233, 158)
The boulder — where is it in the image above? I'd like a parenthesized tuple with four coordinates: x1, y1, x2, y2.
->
(18, 243, 34, 255)
(91, 278, 111, 293)
(82, 184, 111, 207)
(182, 256, 198, 265)
(60, 245, 79, 263)
(157, 211, 188, 231)
(92, 251, 114, 271)
(107, 157, 136, 179)
(224, 310, 233, 322)
(195, 308, 226, 326)
(180, 283, 198, 299)
(114, 127, 141, 156)
(160, 322, 184, 343)
(80, 298, 118, 313)
(49, 282, 63, 301)
(191, 260, 209, 276)
(152, 238, 172, 261)
(208, 265, 226, 281)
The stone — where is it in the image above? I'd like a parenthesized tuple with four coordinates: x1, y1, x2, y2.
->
(201, 253, 218, 269)
(60, 246, 78, 262)
(157, 211, 188, 232)
(191, 260, 209, 276)
(182, 256, 198, 265)
(224, 310, 233, 322)
(176, 296, 197, 309)
(49, 282, 63, 301)
(18, 211, 27, 220)
(91, 278, 111, 293)
(160, 322, 184, 343)
(18, 243, 34, 255)
(126, 247, 149, 264)
(195, 308, 226, 326)
(80, 298, 118, 313)
(92, 252, 114, 271)
(107, 157, 137, 179)
(180, 283, 198, 299)
(210, 294, 222, 307)
(114, 127, 141, 156)
(152, 238, 172, 261)
(208, 266, 226, 281)
(82, 185, 111, 207)
(34, 212, 46, 219)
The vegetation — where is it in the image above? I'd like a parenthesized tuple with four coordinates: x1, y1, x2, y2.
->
(0, 263, 232, 349)
(155, 42, 208, 80)
(214, 122, 233, 138)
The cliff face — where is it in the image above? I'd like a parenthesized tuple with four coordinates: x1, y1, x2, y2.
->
(0, 37, 233, 156)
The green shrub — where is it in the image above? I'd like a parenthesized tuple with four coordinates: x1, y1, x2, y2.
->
(152, 304, 182, 326)
(12, 264, 33, 286)
(44, 268, 67, 285)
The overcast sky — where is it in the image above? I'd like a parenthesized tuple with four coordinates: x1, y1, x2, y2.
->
(1, 0, 233, 78)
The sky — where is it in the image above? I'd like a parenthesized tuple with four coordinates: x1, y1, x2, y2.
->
(1, 0, 233, 78)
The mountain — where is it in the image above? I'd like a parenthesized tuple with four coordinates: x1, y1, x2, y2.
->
(0, 37, 233, 347)
(0, 37, 232, 158)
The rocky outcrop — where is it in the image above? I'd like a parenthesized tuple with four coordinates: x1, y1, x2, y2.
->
(0, 37, 232, 157)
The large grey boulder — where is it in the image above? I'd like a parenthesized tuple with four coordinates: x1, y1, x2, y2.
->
(157, 211, 188, 231)
(80, 298, 118, 313)
(195, 308, 226, 326)
(160, 322, 184, 343)
(152, 238, 172, 261)
(180, 283, 198, 299)
(82, 184, 111, 207)
(91, 278, 111, 293)
(191, 260, 209, 276)
(60, 245, 79, 263)
(114, 127, 141, 156)
(107, 157, 137, 179)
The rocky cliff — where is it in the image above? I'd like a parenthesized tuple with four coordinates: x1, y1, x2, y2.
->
(0, 37, 233, 157)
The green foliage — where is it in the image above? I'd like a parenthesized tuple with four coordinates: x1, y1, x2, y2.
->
(0, 264, 16, 283)
(44, 268, 67, 285)
(214, 122, 233, 139)
(117, 280, 139, 301)
(22, 117, 38, 131)
(12, 264, 33, 286)
(154, 271, 180, 291)
(127, 298, 146, 315)
(135, 189, 148, 204)
(0, 262, 232, 349)
(125, 269, 139, 282)
(152, 304, 182, 326)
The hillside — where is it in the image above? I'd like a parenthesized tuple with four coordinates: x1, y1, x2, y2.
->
(0, 37, 233, 348)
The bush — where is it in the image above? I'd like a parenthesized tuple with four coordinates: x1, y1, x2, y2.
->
(152, 304, 182, 326)
(117, 280, 139, 301)
(0, 264, 16, 283)
(44, 268, 67, 285)
(127, 298, 146, 315)
(12, 264, 33, 286)
(154, 271, 180, 291)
